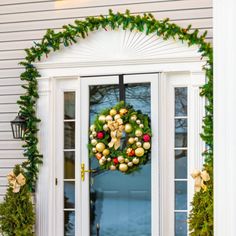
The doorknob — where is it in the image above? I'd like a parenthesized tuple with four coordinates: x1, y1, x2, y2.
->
(81, 162, 96, 181)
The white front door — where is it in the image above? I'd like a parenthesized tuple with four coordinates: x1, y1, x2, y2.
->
(80, 74, 159, 236)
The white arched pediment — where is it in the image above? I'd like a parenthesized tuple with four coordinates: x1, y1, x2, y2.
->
(35, 28, 205, 77)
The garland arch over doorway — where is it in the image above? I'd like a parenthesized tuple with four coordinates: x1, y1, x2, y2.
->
(17, 10, 213, 235)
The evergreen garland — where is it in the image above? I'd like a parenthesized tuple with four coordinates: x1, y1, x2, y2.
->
(3, 10, 213, 235)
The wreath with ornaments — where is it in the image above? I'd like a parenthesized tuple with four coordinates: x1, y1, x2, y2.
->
(88, 102, 152, 173)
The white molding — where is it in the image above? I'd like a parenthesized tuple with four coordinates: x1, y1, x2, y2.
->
(35, 57, 203, 69)
(33, 29, 205, 78)
(36, 62, 204, 78)
(36, 77, 54, 236)
(214, 1, 236, 235)
(35, 28, 206, 236)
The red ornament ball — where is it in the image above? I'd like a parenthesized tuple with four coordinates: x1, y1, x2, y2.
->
(113, 158, 119, 165)
(97, 132, 104, 139)
(126, 148, 135, 157)
(143, 134, 151, 142)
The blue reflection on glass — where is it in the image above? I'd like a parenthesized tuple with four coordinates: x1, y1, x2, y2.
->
(64, 211, 75, 236)
(175, 119, 187, 148)
(175, 212, 187, 236)
(89, 83, 151, 236)
(175, 181, 187, 210)
(175, 150, 187, 179)
(64, 182, 75, 208)
(175, 88, 187, 117)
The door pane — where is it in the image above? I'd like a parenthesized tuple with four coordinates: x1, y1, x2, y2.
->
(175, 150, 187, 179)
(64, 122, 75, 149)
(175, 212, 187, 236)
(64, 92, 75, 119)
(64, 151, 75, 179)
(64, 211, 75, 236)
(175, 119, 187, 148)
(175, 88, 187, 116)
(89, 83, 151, 236)
(175, 181, 187, 210)
(64, 182, 75, 209)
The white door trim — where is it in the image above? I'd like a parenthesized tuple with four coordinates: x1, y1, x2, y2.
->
(36, 70, 205, 236)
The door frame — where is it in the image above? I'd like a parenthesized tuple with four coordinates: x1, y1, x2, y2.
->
(36, 66, 205, 236)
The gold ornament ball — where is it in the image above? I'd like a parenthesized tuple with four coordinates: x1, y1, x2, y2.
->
(102, 149, 110, 156)
(107, 157, 111, 162)
(96, 142, 105, 152)
(135, 129, 143, 137)
(99, 159, 105, 166)
(136, 141, 142, 147)
(118, 156, 125, 163)
(92, 147, 97, 153)
(143, 142, 151, 150)
(92, 131, 97, 137)
(110, 109, 117, 116)
(125, 158, 130, 163)
(135, 147, 145, 157)
(119, 163, 128, 172)
(128, 162, 133, 167)
(125, 124, 133, 133)
(119, 108, 128, 115)
(130, 115, 137, 121)
(134, 137, 139, 142)
(132, 158, 140, 165)
(91, 139, 97, 146)
(110, 165, 116, 171)
(90, 124, 96, 131)
(101, 156, 106, 162)
(139, 124, 144, 129)
(136, 119, 141, 125)
(98, 115, 106, 123)
(114, 114, 121, 120)
(106, 115, 113, 121)
(90, 134, 94, 139)
(103, 124, 109, 131)
(128, 137, 135, 144)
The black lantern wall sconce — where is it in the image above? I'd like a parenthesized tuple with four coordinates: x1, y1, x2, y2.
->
(10, 113, 26, 140)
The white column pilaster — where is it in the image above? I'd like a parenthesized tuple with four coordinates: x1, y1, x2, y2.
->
(214, 1, 236, 235)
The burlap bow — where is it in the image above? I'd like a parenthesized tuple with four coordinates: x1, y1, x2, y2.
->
(107, 119, 124, 150)
(191, 170, 210, 192)
(7, 171, 26, 193)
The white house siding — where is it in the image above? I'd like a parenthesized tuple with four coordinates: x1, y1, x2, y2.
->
(0, 0, 212, 202)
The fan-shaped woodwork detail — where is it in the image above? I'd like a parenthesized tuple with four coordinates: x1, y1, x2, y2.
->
(38, 29, 202, 67)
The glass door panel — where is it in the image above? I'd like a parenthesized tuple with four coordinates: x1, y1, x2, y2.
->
(89, 82, 151, 236)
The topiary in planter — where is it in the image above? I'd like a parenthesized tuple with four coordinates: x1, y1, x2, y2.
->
(0, 165, 35, 236)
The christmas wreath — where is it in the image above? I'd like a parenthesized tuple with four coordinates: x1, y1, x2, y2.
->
(88, 102, 152, 173)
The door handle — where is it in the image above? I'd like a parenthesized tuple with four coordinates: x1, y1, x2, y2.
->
(81, 162, 96, 181)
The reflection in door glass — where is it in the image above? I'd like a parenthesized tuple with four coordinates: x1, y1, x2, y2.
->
(89, 82, 151, 236)
(63, 92, 75, 236)
(174, 87, 188, 236)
